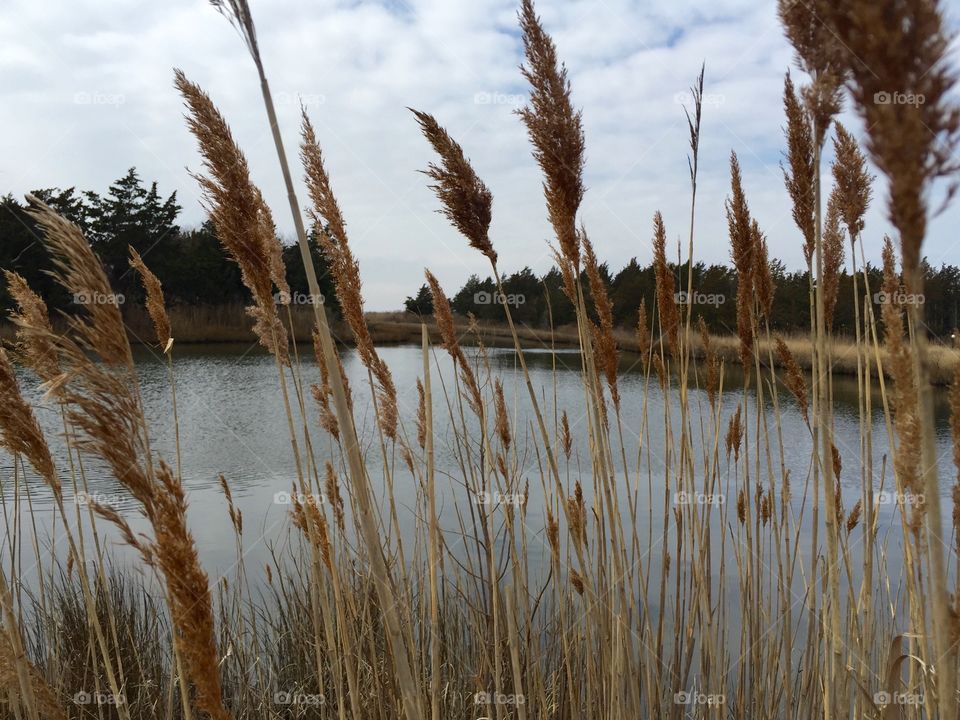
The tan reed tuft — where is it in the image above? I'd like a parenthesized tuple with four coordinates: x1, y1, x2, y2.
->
(777, 0, 843, 145)
(880, 238, 923, 511)
(560, 410, 572, 460)
(128, 247, 172, 350)
(636, 299, 650, 362)
(698, 317, 719, 410)
(25, 195, 129, 367)
(0, 629, 66, 720)
(173, 70, 288, 364)
(822, 187, 845, 331)
(149, 460, 232, 720)
(782, 71, 816, 268)
(324, 461, 345, 534)
(726, 405, 743, 463)
(752, 220, 775, 320)
(311, 330, 341, 441)
(0, 348, 59, 498)
(423, 270, 483, 417)
(775, 336, 809, 424)
(416, 378, 427, 450)
(410, 109, 495, 264)
(831, 122, 872, 240)
(4, 271, 60, 383)
(725, 153, 755, 371)
(651, 211, 678, 358)
(299, 111, 397, 440)
(582, 229, 619, 406)
(493, 378, 511, 451)
(517, 0, 585, 269)
(820, 0, 960, 283)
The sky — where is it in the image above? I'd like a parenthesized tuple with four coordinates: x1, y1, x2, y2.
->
(1, 0, 958, 310)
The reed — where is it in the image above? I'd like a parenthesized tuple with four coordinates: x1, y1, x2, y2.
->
(0, 1, 957, 719)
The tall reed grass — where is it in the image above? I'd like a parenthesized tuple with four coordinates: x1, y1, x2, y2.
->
(0, 0, 959, 718)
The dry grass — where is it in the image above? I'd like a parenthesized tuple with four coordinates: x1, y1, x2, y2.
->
(0, 1, 958, 719)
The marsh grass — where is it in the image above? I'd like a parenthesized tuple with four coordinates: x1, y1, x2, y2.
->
(0, 0, 958, 719)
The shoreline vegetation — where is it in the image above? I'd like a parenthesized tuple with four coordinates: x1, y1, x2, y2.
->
(5, 305, 957, 384)
(1, 0, 960, 718)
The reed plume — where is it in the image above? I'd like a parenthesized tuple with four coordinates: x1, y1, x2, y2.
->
(782, 72, 815, 269)
(410, 109, 495, 265)
(0, 629, 65, 720)
(698, 317, 719, 411)
(324, 461, 345, 534)
(775, 337, 809, 425)
(726, 405, 743, 463)
(129, 247, 172, 350)
(311, 330, 341, 441)
(822, 188, 845, 331)
(752, 220, 775, 320)
(517, 0, 585, 269)
(820, 0, 960, 284)
(0, 348, 58, 498)
(560, 410, 572, 460)
(424, 270, 483, 417)
(652, 211, 678, 357)
(881, 238, 922, 514)
(149, 460, 231, 720)
(25, 198, 232, 719)
(725, 153, 755, 370)
(173, 70, 289, 364)
(493, 378, 511, 451)
(26, 195, 129, 367)
(634, 300, 650, 363)
(300, 111, 397, 440)
(831, 122, 872, 240)
(777, 0, 843, 145)
(4, 271, 60, 383)
(582, 229, 619, 406)
(416, 378, 427, 450)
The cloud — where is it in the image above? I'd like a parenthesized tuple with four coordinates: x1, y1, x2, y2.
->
(1, 0, 958, 309)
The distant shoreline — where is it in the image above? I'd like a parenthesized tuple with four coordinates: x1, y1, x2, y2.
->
(2, 305, 957, 385)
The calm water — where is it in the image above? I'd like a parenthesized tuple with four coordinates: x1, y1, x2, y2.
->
(2, 342, 956, 590)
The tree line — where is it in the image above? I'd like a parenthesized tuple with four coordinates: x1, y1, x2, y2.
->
(406, 257, 960, 340)
(2, 168, 958, 341)
(0, 168, 340, 317)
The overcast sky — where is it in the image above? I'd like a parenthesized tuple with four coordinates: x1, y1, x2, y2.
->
(2, 0, 958, 309)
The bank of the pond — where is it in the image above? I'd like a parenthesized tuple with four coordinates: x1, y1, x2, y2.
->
(3, 304, 958, 384)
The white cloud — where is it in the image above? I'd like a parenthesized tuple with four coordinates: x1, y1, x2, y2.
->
(1, 0, 958, 309)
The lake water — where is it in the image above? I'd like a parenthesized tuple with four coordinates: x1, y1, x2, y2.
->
(2, 341, 957, 594)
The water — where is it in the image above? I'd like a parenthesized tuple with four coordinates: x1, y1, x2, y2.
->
(2, 342, 956, 590)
